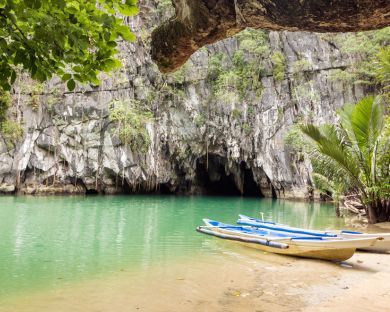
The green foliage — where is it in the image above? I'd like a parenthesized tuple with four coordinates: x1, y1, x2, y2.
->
(194, 114, 205, 128)
(28, 82, 44, 111)
(373, 46, 390, 90)
(293, 81, 320, 106)
(311, 173, 344, 201)
(0, 0, 138, 91)
(214, 70, 240, 103)
(45, 86, 62, 112)
(236, 28, 269, 57)
(332, 27, 390, 86)
(207, 29, 268, 103)
(155, 0, 174, 16)
(247, 105, 254, 117)
(242, 122, 251, 135)
(210, 52, 264, 102)
(329, 69, 356, 83)
(293, 58, 311, 72)
(0, 87, 11, 122)
(284, 125, 305, 150)
(231, 108, 241, 120)
(167, 61, 191, 84)
(207, 53, 224, 82)
(289, 95, 389, 222)
(233, 51, 265, 99)
(0, 119, 24, 149)
(271, 51, 286, 81)
(109, 99, 153, 153)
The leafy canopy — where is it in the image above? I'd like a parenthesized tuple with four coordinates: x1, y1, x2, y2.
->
(0, 0, 138, 91)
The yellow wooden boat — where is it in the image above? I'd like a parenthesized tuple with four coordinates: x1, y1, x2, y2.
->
(198, 219, 379, 261)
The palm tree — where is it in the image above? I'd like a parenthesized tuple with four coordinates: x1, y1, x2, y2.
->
(300, 95, 389, 223)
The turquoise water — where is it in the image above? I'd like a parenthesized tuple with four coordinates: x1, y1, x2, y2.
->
(0, 195, 345, 299)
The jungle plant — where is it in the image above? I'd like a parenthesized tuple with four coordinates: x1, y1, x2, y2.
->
(271, 51, 286, 81)
(0, 119, 24, 149)
(295, 96, 389, 223)
(373, 46, 390, 90)
(235, 28, 269, 57)
(0, 87, 11, 122)
(109, 99, 153, 153)
(330, 27, 390, 86)
(207, 29, 268, 102)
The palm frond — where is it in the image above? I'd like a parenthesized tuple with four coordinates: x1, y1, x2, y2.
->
(351, 95, 384, 154)
(338, 103, 360, 152)
(300, 123, 362, 188)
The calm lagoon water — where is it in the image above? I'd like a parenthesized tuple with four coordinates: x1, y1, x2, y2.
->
(0, 195, 345, 300)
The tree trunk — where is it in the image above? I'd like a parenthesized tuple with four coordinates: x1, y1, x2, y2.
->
(367, 197, 390, 223)
(367, 204, 378, 224)
(376, 199, 390, 223)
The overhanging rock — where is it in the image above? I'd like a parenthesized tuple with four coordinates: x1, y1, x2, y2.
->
(151, 0, 390, 73)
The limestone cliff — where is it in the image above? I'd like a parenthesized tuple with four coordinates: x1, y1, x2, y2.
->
(0, 1, 366, 198)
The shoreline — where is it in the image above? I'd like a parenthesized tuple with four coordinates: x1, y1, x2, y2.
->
(1, 243, 389, 312)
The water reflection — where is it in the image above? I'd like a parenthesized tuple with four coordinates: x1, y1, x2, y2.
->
(0, 195, 344, 297)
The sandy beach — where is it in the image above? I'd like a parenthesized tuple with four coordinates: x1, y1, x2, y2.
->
(1, 235, 389, 312)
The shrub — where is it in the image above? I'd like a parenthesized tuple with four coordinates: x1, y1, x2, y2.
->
(271, 51, 286, 81)
(109, 100, 153, 153)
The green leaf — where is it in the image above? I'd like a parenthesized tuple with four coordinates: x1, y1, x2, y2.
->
(24, 0, 42, 9)
(107, 41, 117, 48)
(14, 50, 26, 65)
(73, 66, 83, 72)
(0, 38, 7, 51)
(117, 26, 136, 42)
(10, 70, 17, 84)
(61, 73, 71, 81)
(67, 79, 76, 91)
(117, 4, 139, 16)
(351, 95, 384, 156)
(101, 59, 122, 72)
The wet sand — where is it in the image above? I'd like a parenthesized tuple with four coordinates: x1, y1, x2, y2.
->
(1, 237, 389, 312)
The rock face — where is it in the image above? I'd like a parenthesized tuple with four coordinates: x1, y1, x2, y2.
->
(0, 1, 366, 198)
(151, 0, 390, 72)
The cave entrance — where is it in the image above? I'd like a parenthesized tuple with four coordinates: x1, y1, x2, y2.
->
(86, 189, 99, 195)
(195, 156, 263, 197)
(196, 155, 240, 196)
(240, 162, 263, 197)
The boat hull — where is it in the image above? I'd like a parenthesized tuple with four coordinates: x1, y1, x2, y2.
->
(338, 232, 390, 252)
(238, 215, 390, 252)
(198, 225, 356, 261)
(235, 240, 356, 262)
(198, 219, 378, 261)
(209, 226, 378, 261)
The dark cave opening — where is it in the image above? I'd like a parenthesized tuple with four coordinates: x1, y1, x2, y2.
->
(240, 162, 263, 197)
(195, 156, 263, 197)
(158, 183, 174, 195)
(85, 188, 99, 195)
(196, 161, 241, 196)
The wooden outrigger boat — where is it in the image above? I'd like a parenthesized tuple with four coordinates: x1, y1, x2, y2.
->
(237, 214, 390, 252)
(197, 219, 379, 261)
